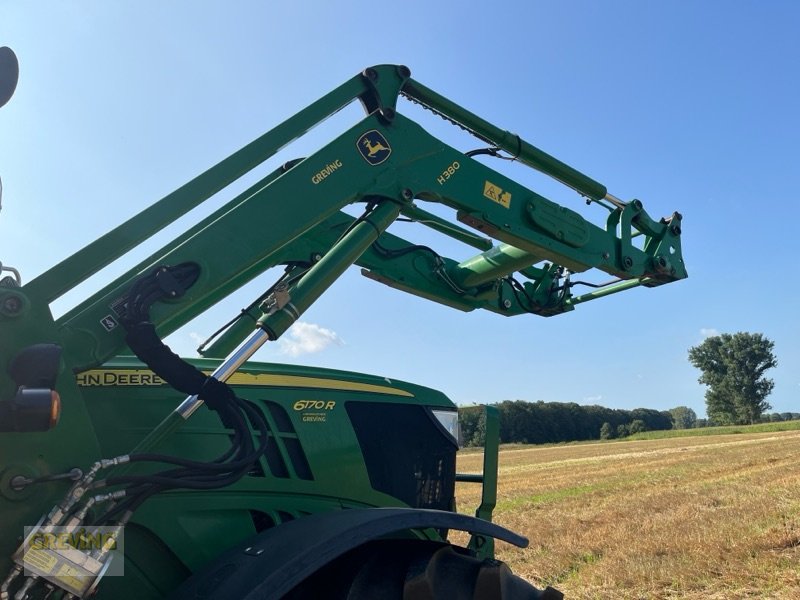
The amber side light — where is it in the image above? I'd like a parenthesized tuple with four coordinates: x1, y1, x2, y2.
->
(49, 391, 61, 428)
(0, 388, 62, 432)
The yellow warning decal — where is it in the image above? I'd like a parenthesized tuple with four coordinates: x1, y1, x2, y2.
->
(483, 181, 512, 208)
(23, 547, 58, 574)
(77, 369, 413, 397)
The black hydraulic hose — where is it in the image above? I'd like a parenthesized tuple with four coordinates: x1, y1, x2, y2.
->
(94, 484, 163, 525)
(105, 467, 256, 490)
(93, 408, 263, 524)
(91, 263, 274, 526)
(129, 420, 265, 471)
(121, 262, 235, 413)
(108, 399, 269, 486)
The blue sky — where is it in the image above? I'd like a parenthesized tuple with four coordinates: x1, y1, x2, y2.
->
(1, 1, 799, 417)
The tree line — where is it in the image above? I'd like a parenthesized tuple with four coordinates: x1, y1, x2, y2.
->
(459, 400, 673, 447)
(459, 400, 800, 447)
(459, 331, 788, 447)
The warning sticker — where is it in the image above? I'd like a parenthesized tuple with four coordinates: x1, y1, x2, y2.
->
(24, 547, 58, 574)
(483, 181, 512, 208)
(100, 315, 118, 332)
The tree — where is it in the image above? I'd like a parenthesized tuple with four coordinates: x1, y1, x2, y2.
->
(600, 422, 614, 440)
(688, 332, 777, 425)
(471, 411, 487, 446)
(669, 406, 698, 429)
(458, 406, 481, 447)
(628, 419, 647, 435)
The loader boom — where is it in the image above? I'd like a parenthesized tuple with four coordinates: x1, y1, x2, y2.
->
(7, 64, 684, 377)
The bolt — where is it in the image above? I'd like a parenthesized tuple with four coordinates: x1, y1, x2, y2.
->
(311, 253, 323, 263)
(381, 107, 396, 122)
(401, 188, 414, 200)
(10, 476, 31, 490)
(654, 255, 671, 273)
(363, 68, 378, 82)
(502, 299, 512, 309)
(670, 224, 682, 236)
(2, 295, 22, 314)
(602, 252, 610, 260)
(632, 199, 643, 211)
(622, 256, 634, 270)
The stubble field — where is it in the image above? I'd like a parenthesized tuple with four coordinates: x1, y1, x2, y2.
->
(455, 430, 800, 599)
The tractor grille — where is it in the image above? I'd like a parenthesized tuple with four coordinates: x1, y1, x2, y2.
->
(252, 401, 313, 481)
(346, 403, 456, 511)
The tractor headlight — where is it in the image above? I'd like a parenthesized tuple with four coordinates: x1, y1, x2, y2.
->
(431, 409, 460, 446)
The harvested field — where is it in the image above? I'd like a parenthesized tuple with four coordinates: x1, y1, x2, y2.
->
(456, 430, 800, 599)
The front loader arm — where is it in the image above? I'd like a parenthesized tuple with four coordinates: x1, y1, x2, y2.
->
(2, 64, 686, 382)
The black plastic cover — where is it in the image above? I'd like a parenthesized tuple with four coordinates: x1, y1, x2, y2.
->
(8, 343, 62, 388)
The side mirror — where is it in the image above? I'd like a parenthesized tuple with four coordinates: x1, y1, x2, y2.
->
(0, 46, 19, 109)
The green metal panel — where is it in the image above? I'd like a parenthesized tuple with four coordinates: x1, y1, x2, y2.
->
(0, 359, 458, 598)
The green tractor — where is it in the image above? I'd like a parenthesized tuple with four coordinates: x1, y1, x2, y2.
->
(0, 51, 686, 599)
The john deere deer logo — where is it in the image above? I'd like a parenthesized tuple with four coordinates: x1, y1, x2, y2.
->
(363, 138, 389, 157)
(357, 130, 392, 165)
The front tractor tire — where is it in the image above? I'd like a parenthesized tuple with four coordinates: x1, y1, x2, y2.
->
(169, 508, 561, 600)
(286, 539, 562, 600)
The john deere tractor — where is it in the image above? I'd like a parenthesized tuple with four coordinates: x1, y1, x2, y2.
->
(0, 49, 686, 599)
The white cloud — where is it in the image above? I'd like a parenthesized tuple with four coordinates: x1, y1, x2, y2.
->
(278, 321, 343, 357)
(700, 328, 720, 339)
(583, 394, 603, 403)
(188, 331, 205, 345)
